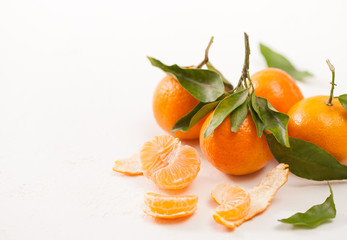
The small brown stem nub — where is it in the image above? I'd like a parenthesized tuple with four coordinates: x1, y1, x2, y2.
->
(197, 36, 214, 69)
(326, 59, 336, 106)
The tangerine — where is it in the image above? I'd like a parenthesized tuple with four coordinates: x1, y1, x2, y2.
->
(288, 95, 347, 164)
(251, 68, 304, 113)
(199, 113, 273, 175)
(140, 135, 201, 189)
(153, 75, 205, 139)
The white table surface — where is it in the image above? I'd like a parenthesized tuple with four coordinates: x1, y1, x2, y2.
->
(1, 0, 347, 239)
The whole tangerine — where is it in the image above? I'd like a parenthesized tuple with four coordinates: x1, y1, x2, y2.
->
(288, 95, 347, 164)
(251, 68, 304, 113)
(199, 112, 273, 175)
(153, 75, 205, 139)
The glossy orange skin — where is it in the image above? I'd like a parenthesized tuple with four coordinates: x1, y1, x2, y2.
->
(153, 75, 205, 139)
(200, 113, 273, 175)
(251, 68, 304, 113)
(288, 96, 347, 164)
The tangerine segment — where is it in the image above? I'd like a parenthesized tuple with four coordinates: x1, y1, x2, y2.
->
(144, 192, 198, 219)
(140, 135, 200, 189)
(140, 135, 180, 177)
(113, 153, 143, 176)
(215, 185, 251, 221)
(213, 164, 289, 229)
(211, 181, 229, 204)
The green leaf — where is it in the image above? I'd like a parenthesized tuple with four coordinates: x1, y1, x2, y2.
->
(148, 57, 224, 102)
(230, 98, 249, 133)
(279, 183, 336, 228)
(206, 61, 233, 91)
(338, 94, 347, 110)
(260, 43, 313, 82)
(172, 101, 220, 133)
(266, 134, 347, 180)
(250, 92, 262, 117)
(249, 93, 265, 137)
(249, 102, 264, 137)
(204, 89, 249, 137)
(255, 96, 290, 147)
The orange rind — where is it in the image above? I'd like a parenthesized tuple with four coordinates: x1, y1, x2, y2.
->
(144, 192, 198, 219)
(200, 113, 273, 176)
(153, 75, 205, 140)
(113, 153, 143, 176)
(212, 163, 289, 229)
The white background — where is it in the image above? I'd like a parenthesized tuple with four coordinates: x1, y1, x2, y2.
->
(1, 0, 347, 239)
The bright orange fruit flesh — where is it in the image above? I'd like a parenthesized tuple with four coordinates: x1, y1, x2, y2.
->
(251, 68, 304, 113)
(214, 184, 251, 221)
(288, 96, 347, 164)
(212, 164, 289, 229)
(144, 192, 198, 219)
(153, 75, 206, 139)
(140, 135, 201, 189)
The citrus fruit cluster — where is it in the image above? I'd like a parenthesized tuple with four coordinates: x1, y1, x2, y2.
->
(150, 33, 347, 176)
(113, 33, 347, 230)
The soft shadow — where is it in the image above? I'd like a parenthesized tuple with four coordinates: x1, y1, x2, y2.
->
(181, 139, 199, 148)
(290, 179, 347, 187)
(142, 212, 195, 225)
(224, 166, 267, 184)
(275, 220, 333, 231)
(158, 183, 195, 195)
(209, 218, 235, 232)
(110, 170, 143, 177)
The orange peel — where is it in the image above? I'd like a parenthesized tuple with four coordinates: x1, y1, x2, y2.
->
(212, 163, 289, 229)
(113, 153, 143, 175)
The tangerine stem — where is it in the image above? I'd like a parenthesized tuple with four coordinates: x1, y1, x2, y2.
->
(326, 59, 336, 106)
(242, 33, 250, 80)
(197, 36, 214, 69)
(241, 32, 254, 91)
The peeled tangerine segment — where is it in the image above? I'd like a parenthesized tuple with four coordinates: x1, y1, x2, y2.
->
(212, 163, 289, 229)
(113, 153, 143, 175)
(215, 185, 251, 221)
(140, 135, 201, 189)
(144, 192, 198, 219)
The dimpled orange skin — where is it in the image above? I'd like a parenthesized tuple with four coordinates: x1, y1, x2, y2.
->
(153, 75, 205, 139)
(251, 68, 304, 113)
(200, 113, 273, 175)
(288, 96, 347, 164)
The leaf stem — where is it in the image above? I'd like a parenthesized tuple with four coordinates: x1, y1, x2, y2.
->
(326, 59, 336, 106)
(197, 36, 214, 69)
